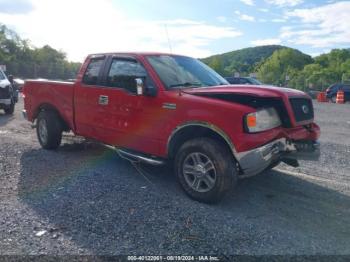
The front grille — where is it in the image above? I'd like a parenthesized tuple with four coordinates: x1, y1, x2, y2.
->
(0, 86, 10, 99)
(289, 98, 314, 123)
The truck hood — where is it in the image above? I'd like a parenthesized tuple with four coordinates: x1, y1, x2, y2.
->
(0, 79, 11, 88)
(183, 85, 308, 99)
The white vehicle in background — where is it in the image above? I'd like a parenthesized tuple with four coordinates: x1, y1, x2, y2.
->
(0, 69, 18, 115)
(13, 78, 25, 92)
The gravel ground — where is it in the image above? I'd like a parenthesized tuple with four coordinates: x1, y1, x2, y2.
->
(0, 98, 350, 256)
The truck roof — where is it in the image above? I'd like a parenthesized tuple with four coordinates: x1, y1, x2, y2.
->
(87, 52, 185, 58)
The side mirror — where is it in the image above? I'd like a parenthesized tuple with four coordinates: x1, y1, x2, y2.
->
(135, 78, 144, 96)
(135, 77, 157, 97)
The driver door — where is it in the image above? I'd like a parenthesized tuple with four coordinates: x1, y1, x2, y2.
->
(89, 56, 162, 155)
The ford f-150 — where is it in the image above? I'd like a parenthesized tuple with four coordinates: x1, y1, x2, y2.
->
(23, 52, 320, 203)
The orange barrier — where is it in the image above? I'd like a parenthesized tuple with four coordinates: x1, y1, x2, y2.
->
(317, 92, 328, 102)
(336, 90, 345, 104)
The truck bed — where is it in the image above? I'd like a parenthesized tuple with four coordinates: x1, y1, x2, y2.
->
(23, 80, 75, 130)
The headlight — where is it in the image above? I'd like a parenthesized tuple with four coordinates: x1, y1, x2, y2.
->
(245, 107, 281, 133)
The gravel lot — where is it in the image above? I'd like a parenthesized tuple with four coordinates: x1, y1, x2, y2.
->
(1, 98, 350, 256)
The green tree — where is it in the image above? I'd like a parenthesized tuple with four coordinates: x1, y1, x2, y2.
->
(208, 56, 224, 75)
(0, 23, 81, 79)
(202, 45, 285, 77)
(257, 48, 313, 86)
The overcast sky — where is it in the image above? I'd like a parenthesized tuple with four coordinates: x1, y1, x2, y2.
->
(0, 0, 349, 62)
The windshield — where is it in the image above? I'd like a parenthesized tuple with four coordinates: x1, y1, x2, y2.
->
(147, 55, 228, 89)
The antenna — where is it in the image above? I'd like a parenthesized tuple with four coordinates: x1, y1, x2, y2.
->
(164, 24, 173, 53)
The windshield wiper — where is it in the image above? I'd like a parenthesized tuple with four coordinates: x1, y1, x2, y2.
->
(169, 82, 202, 88)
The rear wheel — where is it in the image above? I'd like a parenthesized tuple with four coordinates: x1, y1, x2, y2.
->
(4, 100, 15, 115)
(174, 138, 237, 203)
(36, 111, 63, 150)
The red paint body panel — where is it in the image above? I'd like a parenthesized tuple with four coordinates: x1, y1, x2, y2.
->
(184, 85, 312, 127)
(23, 80, 75, 130)
(23, 52, 320, 158)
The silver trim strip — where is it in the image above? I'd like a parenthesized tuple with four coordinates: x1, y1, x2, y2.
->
(104, 145, 165, 166)
(117, 149, 165, 165)
(167, 121, 238, 159)
(162, 103, 177, 110)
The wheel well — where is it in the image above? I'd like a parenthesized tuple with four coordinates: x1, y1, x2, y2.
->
(34, 104, 70, 131)
(168, 125, 235, 160)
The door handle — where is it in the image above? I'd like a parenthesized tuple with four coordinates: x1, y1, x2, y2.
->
(99, 95, 109, 105)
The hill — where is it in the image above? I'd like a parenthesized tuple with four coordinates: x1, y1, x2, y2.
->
(201, 45, 286, 76)
(256, 48, 313, 86)
(202, 45, 350, 90)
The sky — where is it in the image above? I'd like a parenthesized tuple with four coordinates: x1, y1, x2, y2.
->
(0, 0, 349, 62)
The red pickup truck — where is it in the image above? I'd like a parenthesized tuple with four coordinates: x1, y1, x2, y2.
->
(23, 52, 320, 203)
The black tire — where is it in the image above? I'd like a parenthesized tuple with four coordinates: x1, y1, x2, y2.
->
(330, 95, 337, 103)
(174, 138, 237, 203)
(36, 110, 63, 150)
(4, 101, 15, 115)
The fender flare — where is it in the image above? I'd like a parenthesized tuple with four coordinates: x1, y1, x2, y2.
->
(166, 121, 239, 160)
(33, 103, 71, 131)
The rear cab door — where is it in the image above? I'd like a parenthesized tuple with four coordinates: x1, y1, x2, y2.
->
(74, 55, 110, 139)
(74, 54, 162, 156)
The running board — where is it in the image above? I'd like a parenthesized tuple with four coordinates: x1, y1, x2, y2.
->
(104, 145, 165, 166)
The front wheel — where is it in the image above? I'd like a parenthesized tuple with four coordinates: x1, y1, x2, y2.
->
(174, 138, 237, 203)
(36, 111, 63, 150)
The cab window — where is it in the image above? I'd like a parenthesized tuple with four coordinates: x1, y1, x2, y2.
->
(106, 58, 147, 93)
(82, 58, 104, 85)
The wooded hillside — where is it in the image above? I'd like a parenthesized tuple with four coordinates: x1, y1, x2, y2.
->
(202, 45, 350, 90)
(0, 23, 81, 80)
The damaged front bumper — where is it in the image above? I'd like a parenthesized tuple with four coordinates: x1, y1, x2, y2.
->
(237, 138, 320, 178)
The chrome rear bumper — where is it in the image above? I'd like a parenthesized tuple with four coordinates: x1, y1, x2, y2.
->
(237, 138, 320, 177)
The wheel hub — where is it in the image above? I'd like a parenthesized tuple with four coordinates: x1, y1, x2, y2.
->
(195, 164, 206, 176)
(182, 152, 217, 193)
